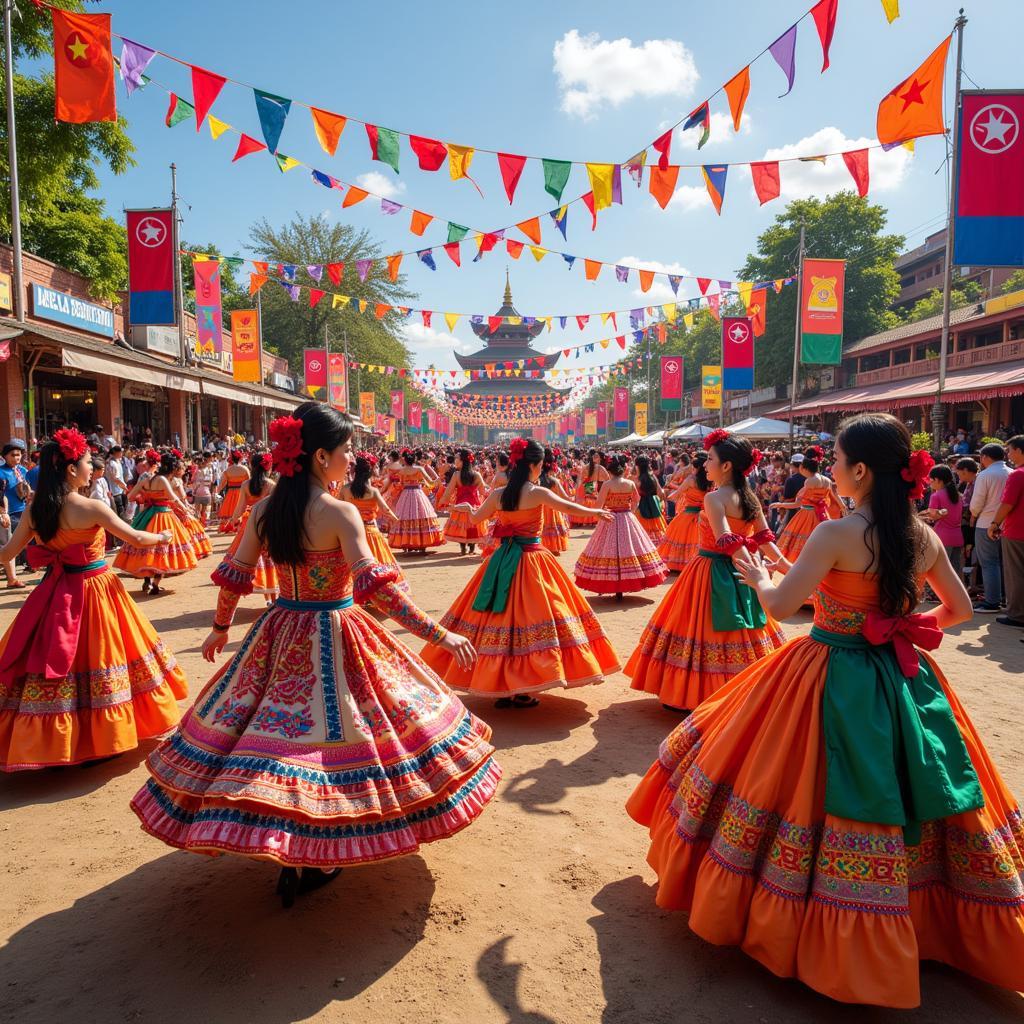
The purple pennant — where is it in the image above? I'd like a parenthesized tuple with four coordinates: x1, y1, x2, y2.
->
(630, 308, 645, 328)
(718, 279, 732, 290)
(768, 24, 798, 97)
(356, 259, 373, 282)
(611, 165, 622, 206)
(119, 38, 156, 95)
(306, 264, 323, 282)
(668, 275, 682, 295)
(615, 265, 630, 283)
(471, 315, 483, 326)
(381, 198, 402, 215)
(311, 170, 333, 189)
(523, 317, 536, 326)
(280, 282, 300, 302)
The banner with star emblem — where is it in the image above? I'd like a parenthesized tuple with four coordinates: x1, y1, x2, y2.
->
(954, 91, 1024, 268)
(52, 9, 116, 123)
(722, 317, 755, 390)
(660, 356, 682, 411)
(193, 260, 223, 357)
(127, 209, 174, 326)
(876, 35, 950, 146)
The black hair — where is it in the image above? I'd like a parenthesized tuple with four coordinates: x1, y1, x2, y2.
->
(802, 446, 823, 474)
(90, 458, 104, 471)
(980, 442, 1006, 462)
(635, 455, 657, 497)
(585, 448, 602, 481)
(248, 453, 268, 497)
(497, 453, 509, 470)
(955, 457, 978, 474)
(388, 450, 400, 461)
(1008, 434, 1024, 455)
(157, 453, 181, 476)
(229, 450, 243, 464)
(692, 453, 711, 492)
(929, 464, 959, 504)
(709, 434, 759, 521)
(836, 413, 919, 619)
(501, 440, 544, 511)
(539, 447, 556, 489)
(606, 455, 626, 478)
(257, 402, 354, 565)
(402, 449, 416, 466)
(33, 441, 86, 543)
(457, 449, 475, 487)
(350, 456, 373, 499)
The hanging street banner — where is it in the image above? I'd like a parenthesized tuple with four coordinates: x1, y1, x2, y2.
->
(614, 387, 629, 428)
(634, 402, 648, 436)
(193, 260, 223, 357)
(800, 258, 846, 364)
(328, 352, 347, 409)
(722, 316, 754, 390)
(303, 348, 327, 392)
(701, 365, 722, 409)
(230, 310, 261, 382)
(953, 91, 1024, 268)
(126, 209, 174, 326)
(390, 390, 405, 420)
(584, 408, 597, 436)
(596, 400, 609, 434)
(360, 391, 377, 426)
(408, 401, 422, 432)
(660, 355, 682, 411)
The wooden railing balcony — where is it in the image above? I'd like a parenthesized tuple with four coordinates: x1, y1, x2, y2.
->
(850, 338, 1024, 388)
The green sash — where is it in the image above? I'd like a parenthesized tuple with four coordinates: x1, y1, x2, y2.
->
(472, 536, 539, 614)
(811, 625, 983, 843)
(698, 549, 767, 631)
(638, 494, 662, 520)
(130, 504, 171, 531)
(682, 505, 702, 514)
(583, 481, 596, 495)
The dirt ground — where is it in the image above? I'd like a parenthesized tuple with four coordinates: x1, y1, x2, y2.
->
(1, 528, 1023, 1024)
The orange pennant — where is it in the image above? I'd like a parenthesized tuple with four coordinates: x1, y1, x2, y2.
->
(649, 165, 680, 210)
(386, 254, 403, 281)
(584, 259, 602, 281)
(724, 67, 750, 132)
(410, 210, 433, 236)
(876, 35, 951, 145)
(342, 186, 369, 208)
(311, 108, 347, 156)
(639, 270, 655, 293)
(516, 217, 542, 245)
(506, 239, 525, 260)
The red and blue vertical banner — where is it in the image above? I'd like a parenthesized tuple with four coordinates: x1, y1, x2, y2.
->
(954, 91, 1024, 267)
(722, 316, 754, 390)
(304, 348, 327, 392)
(390, 389, 404, 421)
(408, 401, 422, 433)
(660, 355, 682, 411)
(127, 209, 174, 326)
(193, 259, 223, 356)
(328, 352, 347, 409)
(614, 387, 629, 428)
(596, 400, 609, 434)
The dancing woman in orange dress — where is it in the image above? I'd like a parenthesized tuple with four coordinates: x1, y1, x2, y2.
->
(225, 452, 278, 605)
(131, 404, 499, 906)
(422, 438, 620, 708)
(440, 450, 487, 555)
(216, 452, 250, 534)
(539, 448, 571, 556)
(628, 414, 1024, 1009)
(771, 445, 846, 562)
(658, 454, 711, 571)
(169, 457, 212, 559)
(339, 454, 407, 591)
(390, 451, 444, 552)
(0, 429, 187, 771)
(626, 431, 786, 712)
(570, 449, 609, 528)
(476, 454, 509, 558)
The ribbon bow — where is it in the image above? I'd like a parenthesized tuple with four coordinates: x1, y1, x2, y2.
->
(812, 498, 829, 523)
(862, 609, 943, 679)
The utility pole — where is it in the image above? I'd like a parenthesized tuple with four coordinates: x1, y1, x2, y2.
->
(170, 164, 191, 368)
(788, 223, 807, 454)
(932, 9, 968, 454)
(3, 0, 24, 321)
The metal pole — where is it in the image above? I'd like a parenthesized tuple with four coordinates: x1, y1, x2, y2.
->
(342, 329, 350, 413)
(788, 224, 807, 454)
(932, 10, 968, 454)
(3, 0, 25, 321)
(170, 164, 190, 367)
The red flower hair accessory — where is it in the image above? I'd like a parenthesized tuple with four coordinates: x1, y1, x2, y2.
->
(53, 427, 88, 464)
(170, 447, 183, 459)
(464, 452, 474, 465)
(702, 428, 729, 452)
(901, 449, 934, 501)
(746, 448, 764, 475)
(508, 438, 528, 466)
(268, 415, 304, 478)
(251, 452, 270, 472)
(145, 448, 160, 464)
(358, 452, 378, 469)
(808, 445, 824, 458)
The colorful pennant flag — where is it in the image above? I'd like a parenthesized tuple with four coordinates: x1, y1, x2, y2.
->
(165, 93, 194, 128)
(876, 35, 951, 145)
(53, 9, 116, 123)
(498, 153, 528, 202)
(811, 0, 840, 72)
(119, 38, 155, 97)
(842, 149, 870, 196)
(253, 89, 291, 153)
(311, 108, 346, 155)
(366, 124, 401, 173)
(232, 133, 266, 161)
(410, 135, 448, 171)
(750, 161, 781, 204)
(191, 65, 226, 130)
(683, 102, 711, 149)
(651, 129, 673, 170)
(724, 67, 750, 132)
(702, 165, 728, 215)
(768, 24, 798, 97)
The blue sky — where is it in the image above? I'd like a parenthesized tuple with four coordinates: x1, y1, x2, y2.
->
(31, 1, 1023, 375)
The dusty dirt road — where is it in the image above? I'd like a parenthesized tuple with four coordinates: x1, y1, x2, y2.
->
(1, 529, 1022, 1024)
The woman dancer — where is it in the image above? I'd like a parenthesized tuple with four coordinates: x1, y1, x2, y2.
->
(441, 450, 487, 555)
(169, 455, 213, 560)
(0, 428, 187, 770)
(477, 453, 510, 558)
(570, 449, 608, 528)
(658, 454, 712, 572)
(422, 438, 620, 707)
(634, 456, 668, 543)
(390, 450, 444, 553)
(115, 452, 199, 595)
(627, 413, 1024, 1008)
(216, 451, 250, 534)
(339, 453, 407, 591)
(225, 452, 278, 606)
(574, 455, 667, 599)
(626, 430, 785, 712)
(771, 445, 845, 562)
(377, 450, 403, 535)
(130, 404, 500, 906)
(539, 448, 571, 556)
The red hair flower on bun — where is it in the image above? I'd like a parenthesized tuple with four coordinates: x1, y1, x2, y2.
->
(145, 448, 160, 464)
(53, 427, 88, 464)
(901, 449, 934, 501)
(702, 428, 729, 452)
(268, 416, 305, 477)
(508, 438, 528, 465)
(747, 448, 764, 474)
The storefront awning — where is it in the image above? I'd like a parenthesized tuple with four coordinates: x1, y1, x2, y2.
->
(200, 378, 265, 406)
(62, 347, 201, 393)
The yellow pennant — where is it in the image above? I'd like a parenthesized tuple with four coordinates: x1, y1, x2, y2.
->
(881, 0, 899, 22)
(448, 144, 475, 181)
(737, 281, 754, 309)
(444, 312, 460, 333)
(664, 303, 677, 323)
(208, 116, 230, 140)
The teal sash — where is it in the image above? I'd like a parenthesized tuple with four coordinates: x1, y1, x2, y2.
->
(638, 494, 662, 520)
(472, 536, 539, 614)
(698, 549, 767, 631)
(276, 596, 353, 611)
(131, 504, 171, 530)
(682, 505, 702, 514)
(811, 625, 983, 843)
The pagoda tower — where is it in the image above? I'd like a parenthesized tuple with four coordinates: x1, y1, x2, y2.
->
(447, 273, 565, 442)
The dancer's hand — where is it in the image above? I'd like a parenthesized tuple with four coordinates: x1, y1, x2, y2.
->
(439, 630, 477, 671)
(595, 508, 614, 521)
(764, 554, 792, 575)
(202, 629, 228, 662)
(735, 552, 771, 590)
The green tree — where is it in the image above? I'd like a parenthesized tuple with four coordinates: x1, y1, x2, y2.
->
(737, 192, 905, 387)
(903, 278, 983, 323)
(1001, 269, 1024, 295)
(246, 214, 419, 412)
(0, 2, 136, 300)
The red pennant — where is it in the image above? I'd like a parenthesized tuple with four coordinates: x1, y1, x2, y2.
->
(750, 161, 781, 205)
(309, 289, 325, 308)
(697, 278, 711, 295)
(576, 316, 589, 330)
(651, 129, 673, 171)
(842, 149, 870, 197)
(581, 191, 597, 230)
(191, 65, 226, 130)
(497, 153, 528, 202)
(232, 133, 267, 162)
(615, 336, 626, 349)
(422, 311, 432, 328)
(327, 262, 344, 286)
(811, 0, 840, 72)
(488, 316, 503, 333)
(443, 242, 462, 267)
(409, 135, 447, 171)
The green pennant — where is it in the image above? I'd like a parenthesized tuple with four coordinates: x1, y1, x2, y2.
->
(447, 222, 469, 244)
(165, 93, 194, 128)
(542, 159, 571, 203)
(374, 127, 401, 174)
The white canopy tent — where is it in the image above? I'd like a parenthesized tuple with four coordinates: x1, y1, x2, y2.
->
(636, 430, 666, 447)
(668, 423, 716, 440)
(608, 432, 641, 447)
(723, 416, 811, 439)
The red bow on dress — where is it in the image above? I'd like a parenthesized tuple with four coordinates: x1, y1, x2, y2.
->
(812, 499, 829, 523)
(862, 609, 943, 679)
(0, 544, 100, 685)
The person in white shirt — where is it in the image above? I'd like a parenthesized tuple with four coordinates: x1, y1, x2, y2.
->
(192, 454, 216, 524)
(969, 442, 1011, 611)
(105, 444, 128, 519)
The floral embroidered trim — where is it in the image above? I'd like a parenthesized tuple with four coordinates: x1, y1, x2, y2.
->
(211, 557, 256, 595)
(715, 532, 754, 556)
(352, 561, 400, 605)
(751, 527, 776, 546)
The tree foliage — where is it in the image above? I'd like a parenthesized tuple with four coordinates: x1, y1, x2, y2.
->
(1001, 269, 1024, 295)
(903, 278, 983, 323)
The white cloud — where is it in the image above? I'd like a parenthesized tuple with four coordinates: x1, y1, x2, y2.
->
(664, 184, 711, 213)
(355, 171, 407, 199)
(758, 126, 912, 201)
(401, 323, 475, 366)
(553, 30, 698, 120)
(676, 110, 752, 150)
(615, 256, 691, 304)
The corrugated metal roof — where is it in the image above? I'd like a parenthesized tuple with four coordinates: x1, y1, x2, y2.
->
(843, 304, 985, 357)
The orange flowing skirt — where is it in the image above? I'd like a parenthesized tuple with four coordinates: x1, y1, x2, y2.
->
(627, 636, 1024, 1008)
(225, 509, 279, 596)
(541, 505, 570, 555)
(658, 509, 700, 571)
(364, 522, 408, 591)
(776, 507, 821, 562)
(113, 510, 199, 578)
(421, 548, 620, 696)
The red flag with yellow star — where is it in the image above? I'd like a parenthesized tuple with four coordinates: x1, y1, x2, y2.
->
(876, 35, 950, 145)
(52, 9, 116, 123)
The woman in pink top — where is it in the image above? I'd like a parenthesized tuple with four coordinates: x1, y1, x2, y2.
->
(923, 465, 964, 573)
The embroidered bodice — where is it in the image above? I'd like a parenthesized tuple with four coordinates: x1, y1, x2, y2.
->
(605, 490, 635, 512)
(276, 549, 353, 603)
(812, 569, 879, 635)
(696, 511, 756, 549)
(349, 496, 379, 524)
